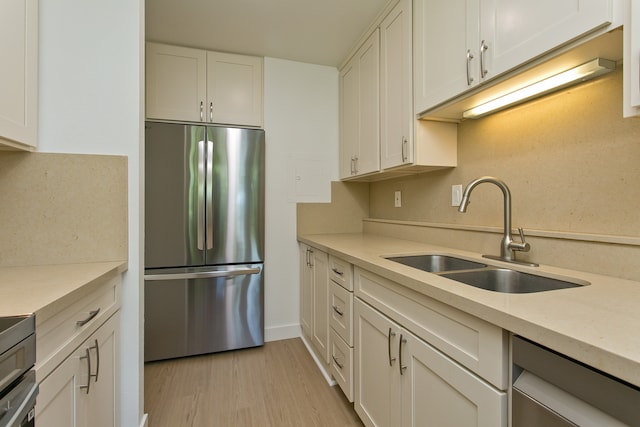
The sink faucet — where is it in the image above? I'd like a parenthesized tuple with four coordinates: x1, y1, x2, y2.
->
(458, 176, 538, 266)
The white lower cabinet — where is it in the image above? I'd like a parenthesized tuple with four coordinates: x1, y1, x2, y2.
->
(300, 244, 330, 364)
(37, 312, 120, 427)
(355, 299, 506, 427)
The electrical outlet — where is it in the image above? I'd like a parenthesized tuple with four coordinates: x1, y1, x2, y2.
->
(394, 191, 402, 208)
(451, 184, 462, 206)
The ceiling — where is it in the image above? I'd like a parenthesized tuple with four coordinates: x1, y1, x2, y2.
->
(145, 0, 390, 67)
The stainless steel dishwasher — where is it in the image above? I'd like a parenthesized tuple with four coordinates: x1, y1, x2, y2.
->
(511, 336, 640, 427)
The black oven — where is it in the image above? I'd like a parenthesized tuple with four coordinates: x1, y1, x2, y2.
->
(0, 315, 38, 427)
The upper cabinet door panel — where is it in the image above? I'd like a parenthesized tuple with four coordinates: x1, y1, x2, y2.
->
(356, 29, 380, 176)
(380, 0, 413, 170)
(146, 43, 207, 122)
(339, 60, 359, 179)
(483, 0, 612, 78)
(207, 52, 263, 127)
(414, 0, 480, 113)
(0, 0, 38, 150)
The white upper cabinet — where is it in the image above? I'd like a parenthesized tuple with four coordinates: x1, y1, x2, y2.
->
(206, 52, 263, 127)
(625, 0, 640, 117)
(0, 0, 38, 150)
(146, 42, 263, 127)
(414, 0, 480, 115)
(146, 43, 207, 123)
(483, 0, 613, 80)
(414, 0, 613, 116)
(341, 0, 457, 181)
(339, 30, 380, 179)
(380, 0, 413, 170)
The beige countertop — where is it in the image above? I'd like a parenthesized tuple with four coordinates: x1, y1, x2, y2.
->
(0, 261, 127, 323)
(299, 233, 640, 388)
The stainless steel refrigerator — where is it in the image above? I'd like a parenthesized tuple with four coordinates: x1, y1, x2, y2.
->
(144, 121, 265, 362)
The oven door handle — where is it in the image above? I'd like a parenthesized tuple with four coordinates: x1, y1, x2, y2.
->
(0, 372, 38, 427)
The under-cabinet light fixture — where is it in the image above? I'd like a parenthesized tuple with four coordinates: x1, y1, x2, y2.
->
(463, 58, 616, 119)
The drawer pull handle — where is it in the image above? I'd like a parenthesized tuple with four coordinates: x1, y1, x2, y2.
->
(80, 348, 92, 394)
(399, 334, 407, 375)
(388, 328, 396, 366)
(331, 268, 344, 276)
(466, 49, 475, 85)
(332, 355, 344, 370)
(332, 305, 344, 316)
(76, 309, 100, 327)
(89, 339, 100, 382)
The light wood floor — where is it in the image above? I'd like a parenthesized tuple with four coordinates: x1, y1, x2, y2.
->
(144, 338, 364, 427)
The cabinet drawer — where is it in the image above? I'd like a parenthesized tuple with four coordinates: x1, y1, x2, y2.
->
(36, 274, 121, 381)
(329, 281, 353, 346)
(329, 255, 353, 291)
(330, 329, 353, 402)
(354, 267, 508, 390)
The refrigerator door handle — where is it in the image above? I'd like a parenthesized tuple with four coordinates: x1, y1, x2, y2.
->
(205, 139, 214, 250)
(144, 267, 261, 281)
(197, 139, 206, 250)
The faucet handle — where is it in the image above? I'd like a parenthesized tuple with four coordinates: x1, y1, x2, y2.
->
(518, 228, 526, 242)
(512, 228, 531, 252)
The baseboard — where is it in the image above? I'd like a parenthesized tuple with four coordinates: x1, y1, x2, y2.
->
(139, 413, 149, 427)
(300, 334, 337, 387)
(265, 323, 301, 342)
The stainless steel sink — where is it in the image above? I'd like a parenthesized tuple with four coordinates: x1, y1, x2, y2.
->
(441, 268, 586, 293)
(386, 254, 487, 273)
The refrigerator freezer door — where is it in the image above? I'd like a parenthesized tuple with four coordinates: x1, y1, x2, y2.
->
(144, 264, 264, 362)
(145, 122, 207, 269)
(205, 126, 265, 265)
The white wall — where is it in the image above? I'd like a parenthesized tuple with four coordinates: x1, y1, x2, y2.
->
(39, 1, 145, 426)
(263, 58, 339, 340)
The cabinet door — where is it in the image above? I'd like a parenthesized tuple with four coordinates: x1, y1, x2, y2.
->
(380, 0, 413, 170)
(414, 0, 480, 114)
(400, 329, 507, 427)
(0, 0, 38, 149)
(354, 299, 401, 427)
(339, 30, 380, 179)
(311, 249, 329, 363)
(206, 52, 263, 127)
(482, 0, 612, 79)
(37, 313, 120, 427)
(356, 29, 381, 177)
(37, 347, 82, 427)
(339, 58, 359, 179)
(146, 42, 207, 122)
(84, 313, 120, 427)
(300, 245, 313, 338)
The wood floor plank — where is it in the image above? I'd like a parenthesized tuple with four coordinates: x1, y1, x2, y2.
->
(144, 338, 363, 427)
